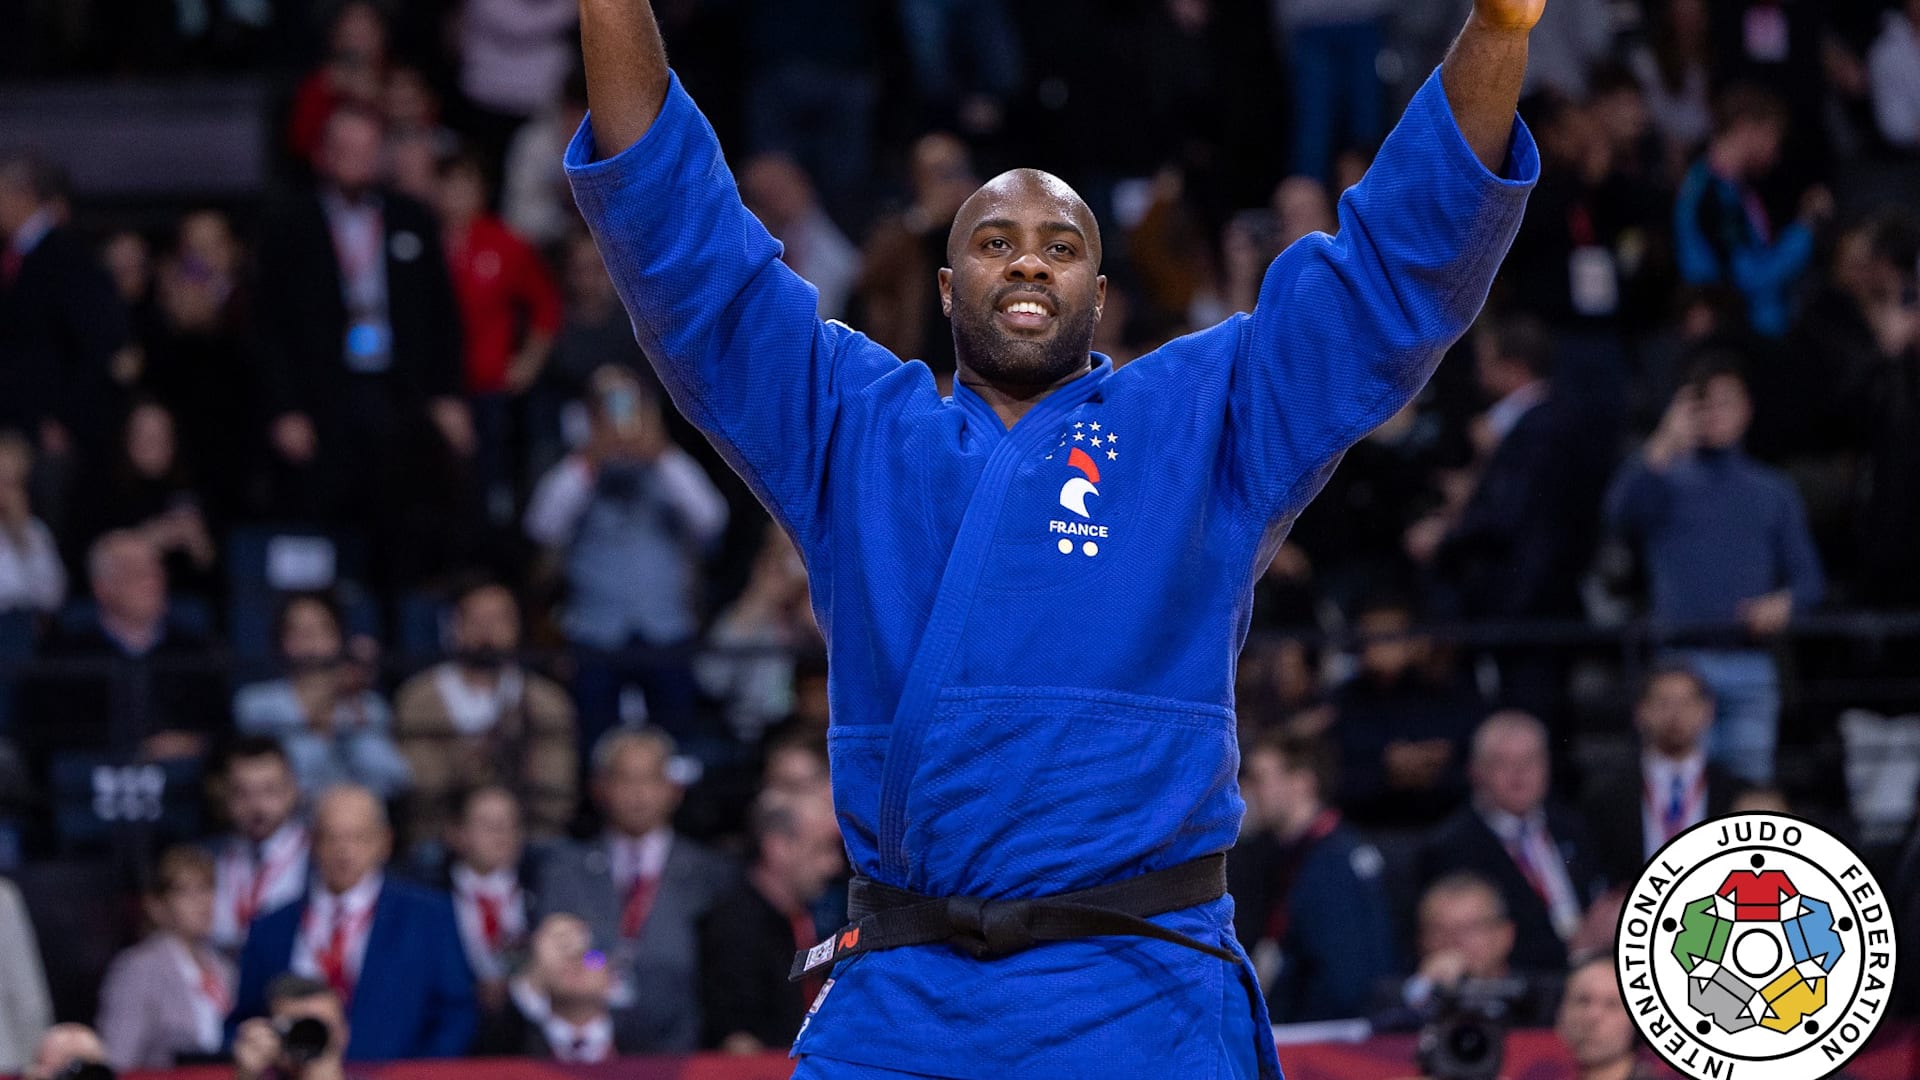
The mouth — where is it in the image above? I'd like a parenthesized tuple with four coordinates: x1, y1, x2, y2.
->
(995, 291, 1057, 332)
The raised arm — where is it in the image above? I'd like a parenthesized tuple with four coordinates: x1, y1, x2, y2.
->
(578, 0, 670, 158)
(1227, 3, 1541, 524)
(1442, 0, 1546, 171)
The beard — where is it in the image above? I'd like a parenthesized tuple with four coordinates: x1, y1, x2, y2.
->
(949, 288, 1100, 389)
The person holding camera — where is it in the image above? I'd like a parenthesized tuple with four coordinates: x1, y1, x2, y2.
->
(1371, 873, 1562, 1036)
(473, 913, 632, 1061)
(525, 365, 727, 746)
(232, 975, 352, 1080)
(23, 1025, 111, 1080)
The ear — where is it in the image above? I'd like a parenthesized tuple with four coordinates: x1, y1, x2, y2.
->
(938, 267, 953, 318)
(1094, 274, 1107, 321)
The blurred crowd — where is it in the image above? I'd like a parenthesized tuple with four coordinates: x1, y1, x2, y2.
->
(5, 0, 1920, 1072)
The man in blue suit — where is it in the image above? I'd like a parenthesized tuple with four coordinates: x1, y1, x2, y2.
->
(231, 786, 477, 1060)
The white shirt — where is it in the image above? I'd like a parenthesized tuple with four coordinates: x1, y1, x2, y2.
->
(0, 520, 65, 614)
(1483, 380, 1549, 448)
(451, 863, 526, 980)
(291, 874, 382, 991)
(433, 663, 525, 736)
(1479, 805, 1584, 943)
(164, 936, 229, 1054)
(211, 823, 309, 953)
(1871, 13, 1920, 149)
(608, 828, 673, 890)
(1640, 750, 1708, 859)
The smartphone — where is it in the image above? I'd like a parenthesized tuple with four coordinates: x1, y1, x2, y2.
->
(604, 385, 638, 433)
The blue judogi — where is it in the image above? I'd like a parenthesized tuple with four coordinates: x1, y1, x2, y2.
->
(566, 67, 1535, 1080)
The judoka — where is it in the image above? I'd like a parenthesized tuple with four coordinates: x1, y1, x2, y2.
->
(568, 0, 1547, 1075)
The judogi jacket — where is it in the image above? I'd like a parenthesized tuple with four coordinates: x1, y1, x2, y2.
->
(566, 67, 1536, 1080)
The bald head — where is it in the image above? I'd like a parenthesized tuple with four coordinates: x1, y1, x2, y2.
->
(313, 785, 391, 894)
(947, 169, 1102, 270)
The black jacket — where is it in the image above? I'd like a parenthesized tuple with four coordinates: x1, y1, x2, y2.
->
(1418, 804, 1606, 973)
(1581, 755, 1744, 889)
(0, 224, 129, 442)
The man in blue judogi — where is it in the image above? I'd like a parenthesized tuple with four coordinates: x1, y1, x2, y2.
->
(568, 1, 1547, 1075)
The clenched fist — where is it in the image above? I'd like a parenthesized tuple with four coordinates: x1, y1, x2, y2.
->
(1474, 0, 1547, 32)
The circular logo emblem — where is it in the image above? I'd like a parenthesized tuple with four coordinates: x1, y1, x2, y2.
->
(1614, 812, 1899, 1080)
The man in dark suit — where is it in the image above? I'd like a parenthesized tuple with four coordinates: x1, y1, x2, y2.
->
(1228, 733, 1397, 1024)
(533, 729, 736, 1053)
(0, 152, 128, 475)
(232, 785, 477, 1060)
(1584, 663, 1745, 888)
(251, 105, 476, 585)
(435, 785, 537, 1013)
(472, 913, 633, 1062)
(699, 786, 845, 1052)
(1419, 711, 1606, 973)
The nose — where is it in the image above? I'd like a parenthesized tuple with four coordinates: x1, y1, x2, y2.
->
(1006, 250, 1049, 281)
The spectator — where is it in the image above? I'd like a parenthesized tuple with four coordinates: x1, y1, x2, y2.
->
(1327, 593, 1478, 828)
(1419, 712, 1606, 973)
(534, 730, 735, 1053)
(697, 523, 819, 742)
(141, 211, 252, 519)
(699, 789, 843, 1052)
(231, 976, 350, 1080)
(0, 151, 130, 489)
(739, 154, 861, 322)
(232, 785, 476, 1061)
(383, 67, 459, 205)
(1837, 212, 1920, 607)
(1673, 86, 1831, 337)
(896, 0, 1022, 132)
(434, 154, 563, 519)
(1605, 358, 1825, 784)
(1556, 953, 1653, 1080)
(207, 738, 310, 956)
(502, 68, 588, 250)
(253, 104, 474, 587)
(1582, 664, 1747, 887)
(0, 874, 53, 1074)
(438, 786, 534, 1012)
(1228, 734, 1395, 1023)
(473, 913, 633, 1061)
(234, 593, 411, 800)
(526, 368, 727, 743)
(21, 1025, 106, 1080)
(73, 400, 217, 596)
(855, 132, 977, 382)
(102, 230, 154, 315)
(454, 0, 579, 177)
(761, 733, 830, 802)
(96, 847, 235, 1069)
(0, 433, 65, 614)
(532, 233, 655, 483)
(1370, 873, 1562, 1033)
(1870, 1, 1920, 152)
(285, 2, 387, 165)
(31, 530, 222, 760)
(1628, 0, 1712, 163)
(394, 581, 576, 841)
(1271, 0, 1391, 182)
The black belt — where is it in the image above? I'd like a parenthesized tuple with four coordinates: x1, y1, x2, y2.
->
(790, 853, 1236, 981)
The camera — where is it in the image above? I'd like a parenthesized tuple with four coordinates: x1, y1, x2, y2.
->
(53, 1063, 116, 1080)
(1416, 977, 1527, 1080)
(275, 1018, 332, 1065)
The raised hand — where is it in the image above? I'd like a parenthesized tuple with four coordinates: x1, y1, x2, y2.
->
(1473, 0, 1548, 32)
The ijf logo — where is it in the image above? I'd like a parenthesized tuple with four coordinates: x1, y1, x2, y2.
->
(1043, 420, 1118, 557)
(1614, 812, 1898, 1080)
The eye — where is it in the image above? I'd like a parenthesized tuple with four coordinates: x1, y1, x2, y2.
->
(983, 237, 1010, 251)
(1049, 242, 1075, 256)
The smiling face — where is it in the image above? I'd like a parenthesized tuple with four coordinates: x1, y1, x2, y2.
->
(940, 170, 1106, 391)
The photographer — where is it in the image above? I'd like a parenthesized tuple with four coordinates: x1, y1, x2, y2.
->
(525, 365, 727, 746)
(233, 976, 350, 1080)
(24, 1025, 109, 1080)
(1371, 873, 1562, 1034)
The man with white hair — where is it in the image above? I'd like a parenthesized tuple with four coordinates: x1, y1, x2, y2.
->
(1418, 710, 1605, 972)
(231, 785, 476, 1060)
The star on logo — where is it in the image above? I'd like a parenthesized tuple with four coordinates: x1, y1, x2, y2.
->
(1106, 450, 1117, 460)
(1073, 432, 1084, 441)
(1073, 422, 1084, 429)
(1105, 433, 1118, 443)
(1090, 436, 1103, 446)
(1090, 422, 1101, 431)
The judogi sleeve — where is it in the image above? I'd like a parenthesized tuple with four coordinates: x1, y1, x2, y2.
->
(1229, 69, 1539, 525)
(564, 72, 902, 552)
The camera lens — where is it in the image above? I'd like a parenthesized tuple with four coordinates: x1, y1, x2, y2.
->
(278, 1018, 331, 1064)
(1449, 1021, 1492, 1064)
